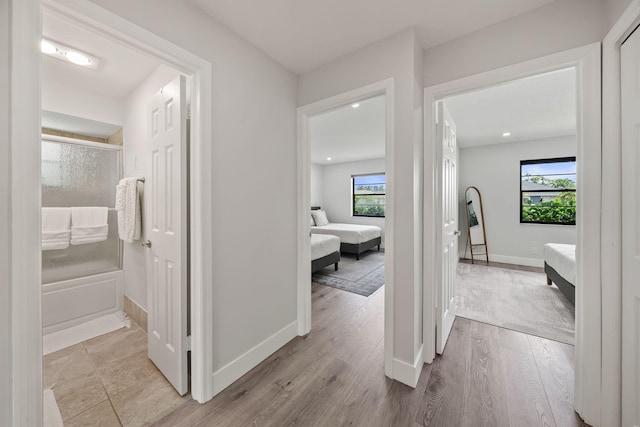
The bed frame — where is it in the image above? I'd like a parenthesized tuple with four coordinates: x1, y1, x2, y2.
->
(311, 206, 382, 261)
(341, 237, 382, 260)
(545, 262, 575, 305)
(312, 251, 340, 274)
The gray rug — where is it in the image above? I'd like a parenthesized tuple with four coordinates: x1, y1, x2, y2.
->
(312, 251, 384, 296)
(455, 263, 575, 345)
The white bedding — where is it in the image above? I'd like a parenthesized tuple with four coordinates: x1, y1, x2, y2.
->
(311, 223, 382, 245)
(543, 243, 576, 285)
(311, 234, 340, 261)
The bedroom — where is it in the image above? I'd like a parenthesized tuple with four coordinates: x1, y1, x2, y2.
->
(309, 95, 386, 301)
(443, 67, 578, 346)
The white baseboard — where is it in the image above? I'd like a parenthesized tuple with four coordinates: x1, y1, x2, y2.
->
(392, 344, 424, 388)
(461, 254, 544, 268)
(212, 321, 298, 395)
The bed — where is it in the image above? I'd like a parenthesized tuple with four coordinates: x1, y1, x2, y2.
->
(311, 234, 341, 274)
(311, 208, 382, 260)
(543, 243, 576, 305)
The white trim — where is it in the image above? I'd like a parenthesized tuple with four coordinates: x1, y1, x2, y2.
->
(212, 321, 298, 395)
(10, 0, 43, 424)
(392, 344, 424, 388)
(296, 79, 396, 378)
(602, 3, 640, 426)
(423, 44, 602, 425)
(42, 134, 123, 151)
(475, 254, 544, 268)
(36, 0, 215, 403)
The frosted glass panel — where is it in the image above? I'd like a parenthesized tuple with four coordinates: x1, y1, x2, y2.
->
(42, 140, 122, 284)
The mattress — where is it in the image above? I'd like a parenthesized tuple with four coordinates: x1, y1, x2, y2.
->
(311, 223, 382, 245)
(543, 243, 576, 285)
(311, 234, 340, 261)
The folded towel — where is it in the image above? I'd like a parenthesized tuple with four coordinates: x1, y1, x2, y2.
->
(116, 178, 141, 243)
(70, 207, 108, 245)
(42, 208, 71, 251)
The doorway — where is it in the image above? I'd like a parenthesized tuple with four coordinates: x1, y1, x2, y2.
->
(40, 6, 192, 424)
(297, 80, 395, 376)
(423, 44, 602, 424)
(444, 68, 578, 345)
(22, 2, 215, 424)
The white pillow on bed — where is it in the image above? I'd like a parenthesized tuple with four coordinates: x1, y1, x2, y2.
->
(312, 210, 329, 226)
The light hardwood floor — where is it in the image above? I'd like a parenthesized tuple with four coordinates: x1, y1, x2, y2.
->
(155, 282, 589, 426)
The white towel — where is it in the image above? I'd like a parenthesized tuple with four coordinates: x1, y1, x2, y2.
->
(42, 208, 71, 250)
(70, 207, 108, 245)
(116, 178, 141, 243)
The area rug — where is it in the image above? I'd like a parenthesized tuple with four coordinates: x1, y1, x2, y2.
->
(455, 263, 575, 345)
(43, 311, 131, 355)
(43, 389, 63, 427)
(313, 251, 384, 296)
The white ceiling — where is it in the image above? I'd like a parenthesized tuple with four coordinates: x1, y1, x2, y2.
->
(444, 68, 577, 148)
(188, 0, 555, 73)
(310, 95, 385, 165)
(42, 13, 162, 102)
(310, 69, 575, 164)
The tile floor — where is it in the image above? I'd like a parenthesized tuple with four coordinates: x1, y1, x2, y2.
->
(44, 321, 189, 426)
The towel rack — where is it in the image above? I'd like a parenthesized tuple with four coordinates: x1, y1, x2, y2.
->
(137, 177, 145, 183)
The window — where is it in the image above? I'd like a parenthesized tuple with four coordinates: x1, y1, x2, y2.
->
(520, 157, 576, 225)
(353, 173, 386, 217)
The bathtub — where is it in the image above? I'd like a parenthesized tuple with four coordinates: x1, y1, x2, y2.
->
(42, 270, 124, 335)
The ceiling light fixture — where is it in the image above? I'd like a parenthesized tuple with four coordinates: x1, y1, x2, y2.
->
(65, 51, 91, 66)
(40, 40, 57, 55)
(351, 103, 360, 108)
(40, 39, 100, 69)
(502, 132, 511, 137)
(326, 157, 332, 161)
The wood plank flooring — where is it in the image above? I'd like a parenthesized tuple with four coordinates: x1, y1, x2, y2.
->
(155, 283, 589, 426)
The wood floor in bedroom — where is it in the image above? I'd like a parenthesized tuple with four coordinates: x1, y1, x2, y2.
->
(155, 281, 591, 427)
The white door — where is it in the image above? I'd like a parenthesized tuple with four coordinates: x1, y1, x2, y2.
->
(621, 26, 640, 427)
(436, 102, 459, 354)
(146, 75, 189, 395)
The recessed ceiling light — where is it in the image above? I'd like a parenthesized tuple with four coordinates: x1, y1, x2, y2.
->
(40, 39, 100, 69)
(351, 103, 360, 108)
(40, 40, 57, 55)
(326, 157, 332, 161)
(502, 132, 511, 137)
(65, 51, 91, 66)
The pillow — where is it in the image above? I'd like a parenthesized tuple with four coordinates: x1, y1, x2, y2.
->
(310, 214, 316, 226)
(312, 209, 329, 226)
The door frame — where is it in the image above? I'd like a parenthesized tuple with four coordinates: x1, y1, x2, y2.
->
(11, 1, 215, 421)
(603, 2, 640, 426)
(423, 44, 602, 425)
(296, 79, 395, 376)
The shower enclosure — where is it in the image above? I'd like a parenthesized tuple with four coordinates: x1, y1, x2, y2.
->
(41, 135, 124, 333)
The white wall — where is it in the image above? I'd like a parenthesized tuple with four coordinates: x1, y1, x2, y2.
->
(458, 136, 577, 266)
(423, 0, 606, 87)
(42, 72, 125, 126)
(300, 28, 424, 370)
(606, 0, 634, 29)
(90, 0, 299, 390)
(0, 1, 11, 423)
(122, 65, 180, 310)
(310, 163, 324, 207)
(319, 158, 386, 244)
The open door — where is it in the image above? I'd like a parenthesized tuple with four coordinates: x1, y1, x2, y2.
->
(146, 75, 189, 395)
(436, 102, 459, 354)
(621, 26, 640, 427)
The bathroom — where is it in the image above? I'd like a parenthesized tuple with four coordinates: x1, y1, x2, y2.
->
(41, 10, 191, 425)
